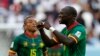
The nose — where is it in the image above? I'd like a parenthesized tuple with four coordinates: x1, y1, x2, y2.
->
(58, 14, 62, 18)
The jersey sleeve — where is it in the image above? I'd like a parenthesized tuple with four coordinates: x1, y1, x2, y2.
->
(68, 26, 86, 43)
(61, 28, 68, 35)
(9, 37, 19, 53)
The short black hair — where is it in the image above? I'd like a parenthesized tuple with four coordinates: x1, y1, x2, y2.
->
(24, 15, 34, 24)
(63, 6, 77, 17)
(23, 15, 37, 31)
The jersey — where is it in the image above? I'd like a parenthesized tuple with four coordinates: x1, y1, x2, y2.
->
(61, 22, 86, 56)
(47, 45, 64, 56)
(10, 33, 45, 56)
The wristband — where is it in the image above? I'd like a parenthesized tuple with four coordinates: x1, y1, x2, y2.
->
(49, 27, 55, 32)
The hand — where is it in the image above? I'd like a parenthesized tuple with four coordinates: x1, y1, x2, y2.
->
(37, 21, 44, 29)
(44, 21, 51, 30)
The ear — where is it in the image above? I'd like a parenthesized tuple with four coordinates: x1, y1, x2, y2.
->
(23, 25, 27, 30)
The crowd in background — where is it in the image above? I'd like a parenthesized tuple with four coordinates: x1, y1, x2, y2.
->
(0, 0, 100, 46)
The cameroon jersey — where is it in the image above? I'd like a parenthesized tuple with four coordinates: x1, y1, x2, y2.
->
(61, 21, 86, 56)
(10, 33, 45, 56)
(48, 44, 64, 56)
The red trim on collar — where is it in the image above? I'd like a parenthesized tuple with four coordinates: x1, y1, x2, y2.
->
(24, 31, 38, 38)
(67, 21, 79, 30)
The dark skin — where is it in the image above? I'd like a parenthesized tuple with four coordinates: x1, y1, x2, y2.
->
(38, 6, 77, 47)
(9, 17, 38, 56)
(24, 17, 38, 37)
(9, 17, 47, 56)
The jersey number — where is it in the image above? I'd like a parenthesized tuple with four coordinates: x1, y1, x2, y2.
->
(30, 49, 36, 56)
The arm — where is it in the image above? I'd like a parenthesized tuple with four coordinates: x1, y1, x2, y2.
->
(52, 30, 77, 46)
(39, 28, 59, 47)
(50, 26, 85, 46)
(9, 51, 16, 56)
(43, 22, 78, 46)
(9, 37, 19, 56)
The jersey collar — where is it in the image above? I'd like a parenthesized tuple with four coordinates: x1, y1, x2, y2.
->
(67, 21, 79, 30)
(24, 31, 38, 38)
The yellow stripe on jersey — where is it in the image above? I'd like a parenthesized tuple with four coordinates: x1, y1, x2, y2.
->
(9, 50, 16, 54)
(68, 34, 78, 43)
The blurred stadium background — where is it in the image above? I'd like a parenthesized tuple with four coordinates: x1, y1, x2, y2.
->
(0, 0, 100, 56)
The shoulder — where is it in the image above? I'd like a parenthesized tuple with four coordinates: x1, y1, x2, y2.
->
(14, 33, 25, 41)
(61, 27, 67, 32)
(62, 27, 67, 31)
(36, 35, 43, 40)
(69, 24, 86, 37)
(74, 24, 86, 32)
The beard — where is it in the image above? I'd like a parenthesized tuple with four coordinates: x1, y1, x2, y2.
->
(29, 30, 36, 33)
(28, 28, 37, 33)
(59, 18, 68, 24)
(59, 20, 66, 24)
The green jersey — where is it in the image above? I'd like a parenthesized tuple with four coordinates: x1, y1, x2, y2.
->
(61, 22, 86, 56)
(10, 33, 45, 56)
(48, 45, 64, 56)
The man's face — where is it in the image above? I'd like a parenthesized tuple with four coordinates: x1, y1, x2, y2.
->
(58, 9, 70, 24)
(24, 18, 37, 32)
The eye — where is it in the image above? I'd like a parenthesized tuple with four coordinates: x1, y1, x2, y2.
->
(28, 20, 34, 23)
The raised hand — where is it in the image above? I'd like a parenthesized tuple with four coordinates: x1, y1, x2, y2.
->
(37, 20, 51, 30)
(43, 21, 51, 30)
(37, 21, 44, 29)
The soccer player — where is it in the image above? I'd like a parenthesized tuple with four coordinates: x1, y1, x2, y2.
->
(9, 15, 47, 56)
(38, 6, 86, 56)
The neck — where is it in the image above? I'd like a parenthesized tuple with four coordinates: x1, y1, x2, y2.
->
(25, 30, 38, 38)
(65, 19, 75, 27)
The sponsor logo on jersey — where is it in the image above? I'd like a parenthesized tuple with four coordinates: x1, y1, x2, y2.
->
(39, 42, 44, 48)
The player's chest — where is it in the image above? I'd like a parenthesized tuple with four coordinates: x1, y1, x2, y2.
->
(19, 38, 43, 48)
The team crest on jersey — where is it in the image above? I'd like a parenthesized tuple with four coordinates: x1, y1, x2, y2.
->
(39, 42, 44, 48)
(23, 41, 28, 47)
(75, 31, 81, 38)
